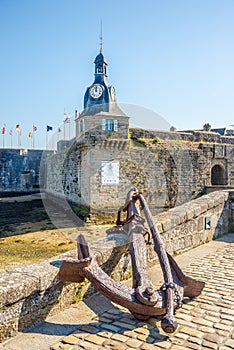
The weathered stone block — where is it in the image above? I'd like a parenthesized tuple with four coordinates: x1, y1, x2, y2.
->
(197, 216, 204, 232)
(0, 272, 39, 306)
(0, 319, 18, 343)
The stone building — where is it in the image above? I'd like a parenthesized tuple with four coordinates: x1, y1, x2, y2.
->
(44, 49, 234, 223)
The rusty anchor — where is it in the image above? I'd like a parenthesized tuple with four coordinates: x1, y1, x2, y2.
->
(59, 188, 205, 333)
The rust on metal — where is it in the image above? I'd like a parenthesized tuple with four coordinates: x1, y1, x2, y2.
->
(58, 188, 205, 334)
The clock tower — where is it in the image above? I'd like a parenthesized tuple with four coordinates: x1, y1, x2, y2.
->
(83, 50, 116, 111)
(75, 47, 129, 140)
(73, 45, 130, 223)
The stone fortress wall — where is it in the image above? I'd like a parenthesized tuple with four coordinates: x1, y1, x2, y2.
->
(0, 149, 54, 196)
(0, 149, 43, 194)
(0, 189, 233, 343)
(0, 129, 234, 210)
(44, 128, 234, 223)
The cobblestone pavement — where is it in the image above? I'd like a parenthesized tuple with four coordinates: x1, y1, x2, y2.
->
(49, 238, 234, 350)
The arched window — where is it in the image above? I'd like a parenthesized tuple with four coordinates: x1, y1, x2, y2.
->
(211, 165, 227, 185)
(97, 64, 103, 73)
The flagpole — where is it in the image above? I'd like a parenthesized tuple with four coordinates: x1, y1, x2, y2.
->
(32, 124, 35, 149)
(2, 124, 6, 148)
(10, 129, 13, 149)
(69, 117, 71, 140)
(4, 124, 5, 148)
(46, 126, 53, 150)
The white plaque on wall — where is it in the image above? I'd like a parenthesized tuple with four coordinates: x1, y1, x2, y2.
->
(101, 161, 119, 185)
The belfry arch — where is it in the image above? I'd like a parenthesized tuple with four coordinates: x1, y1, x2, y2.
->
(211, 164, 227, 185)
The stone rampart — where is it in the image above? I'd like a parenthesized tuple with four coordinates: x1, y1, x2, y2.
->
(130, 127, 234, 144)
(0, 190, 233, 343)
(44, 131, 234, 224)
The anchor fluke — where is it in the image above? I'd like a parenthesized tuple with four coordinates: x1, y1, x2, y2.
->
(77, 234, 91, 260)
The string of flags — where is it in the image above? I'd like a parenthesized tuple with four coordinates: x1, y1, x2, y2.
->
(1, 110, 80, 136)
(1, 123, 72, 136)
(1, 125, 38, 134)
(1, 124, 40, 136)
(1, 110, 80, 148)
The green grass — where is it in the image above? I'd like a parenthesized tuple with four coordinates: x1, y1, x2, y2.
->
(0, 231, 76, 273)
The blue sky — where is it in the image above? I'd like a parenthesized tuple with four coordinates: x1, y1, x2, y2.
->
(0, 0, 234, 149)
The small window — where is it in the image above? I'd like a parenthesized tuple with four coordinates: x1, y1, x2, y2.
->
(102, 119, 117, 132)
(97, 64, 103, 73)
(106, 119, 112, 131)
(102, 118, 106, 131)
(114, 120, 118, 131)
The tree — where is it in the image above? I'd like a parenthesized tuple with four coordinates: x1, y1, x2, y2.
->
(203, 123, 211, 131)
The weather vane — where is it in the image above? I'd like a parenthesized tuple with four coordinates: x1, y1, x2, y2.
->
(99, 20, 103, 53)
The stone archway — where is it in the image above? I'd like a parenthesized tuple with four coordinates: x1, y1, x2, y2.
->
(211, 164, 227, 185)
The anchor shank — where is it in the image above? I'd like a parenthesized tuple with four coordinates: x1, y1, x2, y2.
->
(138, 194, 177, 333)
(126, 197, 157, 306)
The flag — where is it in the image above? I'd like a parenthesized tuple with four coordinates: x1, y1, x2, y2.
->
(1, 127, 5, 134)
(33, 124, 37, 131)
(9, 129, 13, 136)
(64, 117, 70, 123)
(75, 110, 80, 118)
(29, 132, 33, 138)
(16, 124, 20, 131)
(64, 112, 70, 123)
(47, 125, 53, 132)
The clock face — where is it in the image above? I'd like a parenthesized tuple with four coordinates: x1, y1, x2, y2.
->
(90, 84, 103, 99)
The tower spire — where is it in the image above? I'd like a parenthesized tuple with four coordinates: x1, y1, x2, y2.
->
(99, 20, 103, 53)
